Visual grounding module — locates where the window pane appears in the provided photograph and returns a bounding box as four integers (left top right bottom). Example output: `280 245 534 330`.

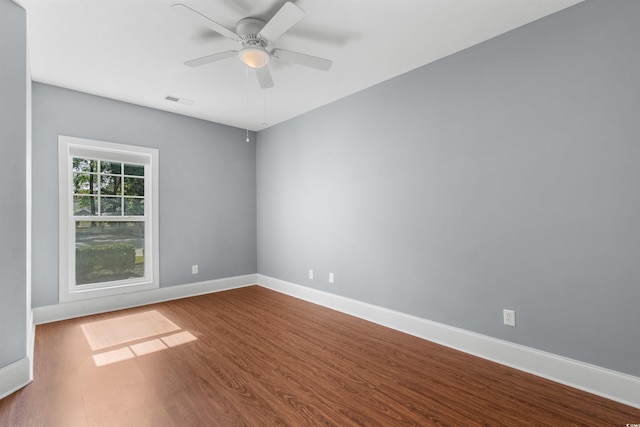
100 175 122 196
124 198 144 216
73 173 98 195
73 195 98 216
73 158 97 173
100 161 122 175
75 221 145 285
124 164 144 176
124 177 144 197
100 197 122 215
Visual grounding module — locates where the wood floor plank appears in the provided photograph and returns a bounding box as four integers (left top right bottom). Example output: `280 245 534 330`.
1 285 639 426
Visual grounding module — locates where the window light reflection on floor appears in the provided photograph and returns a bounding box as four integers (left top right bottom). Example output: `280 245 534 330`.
81 310 197 367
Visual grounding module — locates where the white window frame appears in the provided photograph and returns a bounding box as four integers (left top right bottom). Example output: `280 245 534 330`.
58 135 159 302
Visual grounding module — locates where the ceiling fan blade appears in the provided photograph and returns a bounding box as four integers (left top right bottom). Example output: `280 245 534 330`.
258 2 304 43
171 3 241 42
185 50 238 67
255 66 274 89
272 49 332 71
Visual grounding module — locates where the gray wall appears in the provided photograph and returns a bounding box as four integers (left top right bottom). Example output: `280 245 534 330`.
257 0 640 376
32 83 257 307
0 0 28 368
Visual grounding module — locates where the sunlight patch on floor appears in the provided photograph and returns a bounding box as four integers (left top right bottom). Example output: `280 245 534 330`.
81 310 197 367
161 330 197 347
81 310 180 351
130 338 168 357
93 347 135 367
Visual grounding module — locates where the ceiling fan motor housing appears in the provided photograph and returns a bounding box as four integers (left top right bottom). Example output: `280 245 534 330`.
236 18 270 68
236 18 266 39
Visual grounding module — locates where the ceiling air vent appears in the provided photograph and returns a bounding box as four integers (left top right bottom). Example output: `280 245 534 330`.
164 95 194 105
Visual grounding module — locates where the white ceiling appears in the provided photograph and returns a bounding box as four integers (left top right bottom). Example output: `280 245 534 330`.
18 0 582 131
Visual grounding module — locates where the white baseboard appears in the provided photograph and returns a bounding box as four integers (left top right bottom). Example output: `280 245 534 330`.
33 274 257 325
257 274 640 409
0 311 35 399
0 357 31 400
27 309 34 381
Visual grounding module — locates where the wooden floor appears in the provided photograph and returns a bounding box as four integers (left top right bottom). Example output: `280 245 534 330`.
1 286 639 426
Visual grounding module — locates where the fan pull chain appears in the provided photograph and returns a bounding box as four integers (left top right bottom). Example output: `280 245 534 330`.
245 66 250 142
262 89 268 126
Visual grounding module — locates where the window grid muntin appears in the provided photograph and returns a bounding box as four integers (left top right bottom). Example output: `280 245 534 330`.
72 156 145 217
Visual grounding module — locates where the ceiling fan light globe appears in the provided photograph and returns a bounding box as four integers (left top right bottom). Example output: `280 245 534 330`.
240 48 270 69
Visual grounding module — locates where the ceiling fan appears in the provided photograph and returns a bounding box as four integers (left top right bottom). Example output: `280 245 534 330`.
172 2 333 89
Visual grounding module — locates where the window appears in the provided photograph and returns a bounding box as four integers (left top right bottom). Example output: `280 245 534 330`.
59 135 159 302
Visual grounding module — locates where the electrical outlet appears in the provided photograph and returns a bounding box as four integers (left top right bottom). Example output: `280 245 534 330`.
503 309 516 327
192 265 198 274
309 269 314 279
329 272 334 284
